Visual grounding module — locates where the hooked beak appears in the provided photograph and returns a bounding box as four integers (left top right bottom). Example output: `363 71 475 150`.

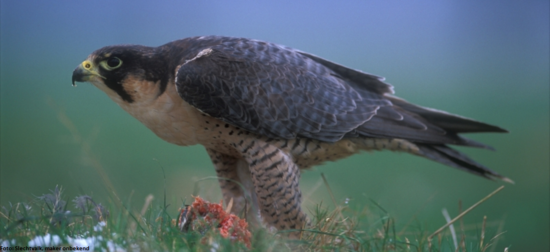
72 65 87 86
72 60 104 86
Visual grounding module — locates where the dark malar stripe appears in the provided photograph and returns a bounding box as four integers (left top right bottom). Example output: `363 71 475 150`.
103 78 134 103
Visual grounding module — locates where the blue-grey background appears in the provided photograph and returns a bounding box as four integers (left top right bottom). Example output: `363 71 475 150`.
1 1 548 250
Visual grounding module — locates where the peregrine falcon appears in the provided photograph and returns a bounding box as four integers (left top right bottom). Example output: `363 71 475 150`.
72 36 510 234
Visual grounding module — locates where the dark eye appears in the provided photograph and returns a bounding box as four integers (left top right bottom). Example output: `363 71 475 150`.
107 57 121 68
100 57 123 70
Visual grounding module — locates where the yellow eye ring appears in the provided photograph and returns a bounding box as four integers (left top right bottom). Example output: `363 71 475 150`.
82 60 93 70
100 57 123 70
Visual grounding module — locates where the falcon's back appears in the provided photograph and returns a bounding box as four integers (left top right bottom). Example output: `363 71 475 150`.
73 36 510 235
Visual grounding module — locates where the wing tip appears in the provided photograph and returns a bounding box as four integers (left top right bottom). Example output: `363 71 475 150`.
417 144 511 183
498 176 515 184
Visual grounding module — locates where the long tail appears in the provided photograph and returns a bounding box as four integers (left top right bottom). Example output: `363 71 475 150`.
382 96 512 183
415 144 513 183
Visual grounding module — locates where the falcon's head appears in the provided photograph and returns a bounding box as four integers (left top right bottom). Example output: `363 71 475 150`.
72 45 171 104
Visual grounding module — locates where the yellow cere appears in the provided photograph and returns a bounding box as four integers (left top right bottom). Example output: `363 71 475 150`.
79 60 106 80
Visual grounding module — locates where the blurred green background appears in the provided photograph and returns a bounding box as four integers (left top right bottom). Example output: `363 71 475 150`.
1 0 548 250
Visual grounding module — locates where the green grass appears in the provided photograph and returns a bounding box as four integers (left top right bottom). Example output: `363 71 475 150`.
0 103 510 251
0 184 508 252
